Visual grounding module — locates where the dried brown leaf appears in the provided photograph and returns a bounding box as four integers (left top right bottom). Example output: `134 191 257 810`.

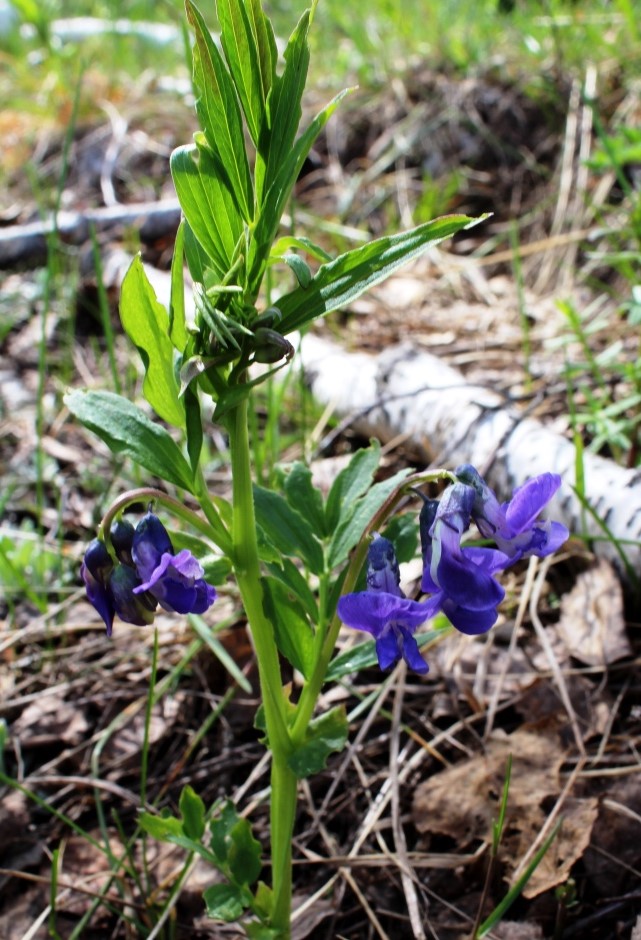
412 730 598 898
11 695 89 747
556 559 631 665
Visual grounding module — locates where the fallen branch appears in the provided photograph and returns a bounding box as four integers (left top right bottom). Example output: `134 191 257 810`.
0 199 182 269
298 333 641 579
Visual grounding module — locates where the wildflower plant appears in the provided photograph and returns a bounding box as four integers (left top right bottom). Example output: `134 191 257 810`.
64 0 569 935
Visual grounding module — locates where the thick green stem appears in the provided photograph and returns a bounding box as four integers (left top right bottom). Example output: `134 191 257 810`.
227 391 296 937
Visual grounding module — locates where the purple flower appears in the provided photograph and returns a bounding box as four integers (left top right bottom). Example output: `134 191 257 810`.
420 486 509 636
81 539 116 636
81 537 157 636
132 512 217 615
455 465 569 563
337 534 439 674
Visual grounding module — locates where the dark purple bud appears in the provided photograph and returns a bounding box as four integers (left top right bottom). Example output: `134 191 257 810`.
83 538 113 584
366 534 402 596
110 518 135 565
108 565 156 626
252 327 294 364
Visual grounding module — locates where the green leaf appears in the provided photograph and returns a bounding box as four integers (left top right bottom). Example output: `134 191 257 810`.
253 485 324 574
249 87 351 293
64 390 195 493
119 255 185 429
253 881 274 921
329 467 412 569
271 235 333 264
382 513 419 565
169 220 189 352
210 801 240 865
179 785 206 841
325 441 381 533
184 384 203 476
287 705 348 778
228 818 263 886
283 253 312 288
171 144 242 278
138 811 183 840
217 0 267 145
261 576 315 679
203 883 247 922
245 0 278 100
276 214 487 334
265 558 318 624
477 818 562 938
257 9 310 198
186 0 253 222
283 462 326 537
245 922 279 940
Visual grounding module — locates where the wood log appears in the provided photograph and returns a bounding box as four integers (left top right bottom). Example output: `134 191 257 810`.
298 333 641 579
0 199 182 269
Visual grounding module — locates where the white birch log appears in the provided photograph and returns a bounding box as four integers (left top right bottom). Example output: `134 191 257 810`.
297 333 641 579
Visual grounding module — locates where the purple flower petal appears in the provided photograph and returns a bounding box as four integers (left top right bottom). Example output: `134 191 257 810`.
376 630 401 670
435 551 505 610
398 627 430 674
81 561 115 637
132 512 174 582
131 514 217 616
443 599 498 635
504 474 561 531
337 591 439 637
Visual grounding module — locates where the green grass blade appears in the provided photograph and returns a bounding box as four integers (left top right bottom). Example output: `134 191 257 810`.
476 818 562 938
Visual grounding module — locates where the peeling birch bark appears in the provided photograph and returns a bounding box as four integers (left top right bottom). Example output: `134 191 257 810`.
298 333 641 579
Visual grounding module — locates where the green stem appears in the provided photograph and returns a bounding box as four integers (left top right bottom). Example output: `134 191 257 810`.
226 391 295 937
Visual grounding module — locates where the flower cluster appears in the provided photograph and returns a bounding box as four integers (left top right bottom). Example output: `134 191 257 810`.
82 511 217 636
338 467 569 674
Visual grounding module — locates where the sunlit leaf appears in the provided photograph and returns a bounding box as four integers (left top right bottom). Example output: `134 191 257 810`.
277 214 487 334
119 255 185 428
64 390 195 493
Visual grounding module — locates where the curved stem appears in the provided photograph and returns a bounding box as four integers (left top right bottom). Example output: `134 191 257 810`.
98 487 230 553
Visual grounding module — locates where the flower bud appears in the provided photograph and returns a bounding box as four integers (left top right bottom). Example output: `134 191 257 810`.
108 565 157 626
110 518 135 565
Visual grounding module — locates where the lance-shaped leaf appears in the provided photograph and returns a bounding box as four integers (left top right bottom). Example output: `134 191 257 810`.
171 144 242 278
186 0 253 222
255 8 310 202
253 485 324 574
119 255 185 429
328 466 412 570
248 87 352 292
64 389 195 493
261 576 315 679
169 220 189 353
217 0 276 146
276 214 488 335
